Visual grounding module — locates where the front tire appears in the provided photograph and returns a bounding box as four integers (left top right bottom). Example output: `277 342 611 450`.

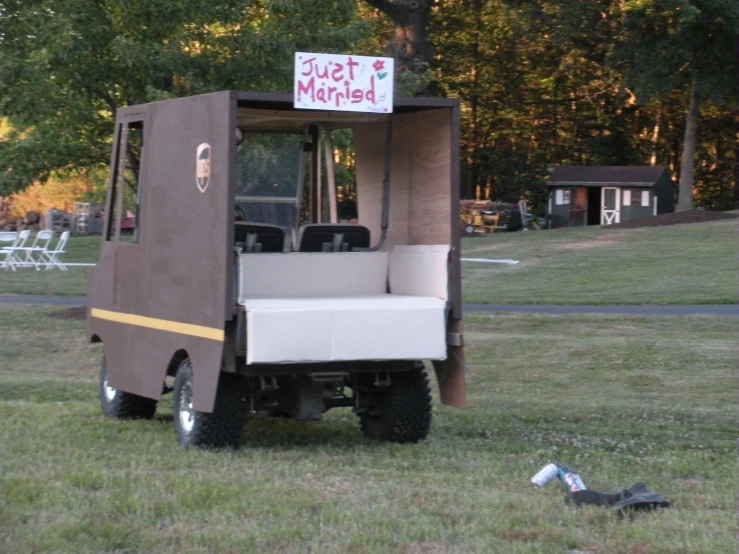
100 355 157 419
173 358 247 449
359 365 432 443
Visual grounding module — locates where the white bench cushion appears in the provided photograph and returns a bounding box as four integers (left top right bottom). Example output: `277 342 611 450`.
238 252 388 302
388 244 450 300
244 294 446 364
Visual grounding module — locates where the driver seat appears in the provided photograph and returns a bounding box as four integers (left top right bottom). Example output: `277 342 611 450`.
234 223 285 253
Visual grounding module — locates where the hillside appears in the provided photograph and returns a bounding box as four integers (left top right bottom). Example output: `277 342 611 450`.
461 217 739 305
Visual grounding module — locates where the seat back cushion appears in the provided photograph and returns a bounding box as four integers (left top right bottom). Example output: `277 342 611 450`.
239 251 388 302
388 244 450 301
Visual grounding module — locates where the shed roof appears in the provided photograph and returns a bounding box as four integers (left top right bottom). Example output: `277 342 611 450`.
547 166 668 187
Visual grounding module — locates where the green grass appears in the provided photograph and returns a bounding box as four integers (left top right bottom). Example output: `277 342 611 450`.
1 219 737 304
1 306 737 553
0 235 99 296
462 218 739 304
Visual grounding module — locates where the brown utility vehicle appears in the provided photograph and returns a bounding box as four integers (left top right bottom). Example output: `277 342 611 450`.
88 91 466 448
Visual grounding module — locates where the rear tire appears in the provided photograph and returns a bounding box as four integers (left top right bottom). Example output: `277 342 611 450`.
173 358 247 449
100 355 157 420
359 365 432 443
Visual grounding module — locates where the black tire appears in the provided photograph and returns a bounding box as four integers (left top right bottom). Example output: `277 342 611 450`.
464 224 475 235
100 355 157 419
359 365 432 443
173 358 247 449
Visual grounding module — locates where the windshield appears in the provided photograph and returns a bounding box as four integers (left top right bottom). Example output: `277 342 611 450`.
235 131 304 228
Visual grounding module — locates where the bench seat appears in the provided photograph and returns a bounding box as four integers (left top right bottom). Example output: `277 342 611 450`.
244 294 446 364
238 246 450 365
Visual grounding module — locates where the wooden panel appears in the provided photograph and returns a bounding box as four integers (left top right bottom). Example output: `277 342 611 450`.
355 121 410 246
401 110 452 246
354 110 452 248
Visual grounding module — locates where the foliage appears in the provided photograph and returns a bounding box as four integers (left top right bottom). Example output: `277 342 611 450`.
8 172 98 218
427 0 737 210
609 0 739 210
0 0 368 195
0 0 736 211
613 0 739 103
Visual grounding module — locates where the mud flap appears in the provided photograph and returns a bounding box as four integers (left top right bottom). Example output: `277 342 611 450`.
432 344 467 409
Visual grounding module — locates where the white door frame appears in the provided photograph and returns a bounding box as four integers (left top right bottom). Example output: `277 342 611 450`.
601 187 621 225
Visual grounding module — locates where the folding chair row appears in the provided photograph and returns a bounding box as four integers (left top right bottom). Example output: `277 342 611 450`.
0 230 70 271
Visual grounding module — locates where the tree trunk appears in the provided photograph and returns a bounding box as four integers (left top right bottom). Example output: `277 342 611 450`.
363 0 433 96
466 1 481 199
649 109 660 166
734 110 739 205
676 78 700 212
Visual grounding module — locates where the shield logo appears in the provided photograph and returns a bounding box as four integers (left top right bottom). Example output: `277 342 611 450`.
196 143 211 193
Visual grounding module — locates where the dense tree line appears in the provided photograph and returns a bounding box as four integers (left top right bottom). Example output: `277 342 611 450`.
1 0 736 212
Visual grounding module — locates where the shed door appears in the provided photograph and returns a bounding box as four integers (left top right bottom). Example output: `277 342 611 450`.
569 187 587 227
601 187 620 225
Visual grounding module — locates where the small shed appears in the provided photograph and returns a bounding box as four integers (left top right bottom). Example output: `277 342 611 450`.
546 166 674 227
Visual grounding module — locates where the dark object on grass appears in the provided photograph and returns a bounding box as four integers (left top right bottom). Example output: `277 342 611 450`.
565 482 670 514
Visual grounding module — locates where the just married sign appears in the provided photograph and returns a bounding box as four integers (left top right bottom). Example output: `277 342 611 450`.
294 52 394 113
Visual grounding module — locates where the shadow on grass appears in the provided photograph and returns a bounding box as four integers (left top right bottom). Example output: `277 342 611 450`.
150 410 375 449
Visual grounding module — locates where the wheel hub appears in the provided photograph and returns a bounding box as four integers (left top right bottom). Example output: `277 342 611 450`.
103 376 117 402
178 382 195 435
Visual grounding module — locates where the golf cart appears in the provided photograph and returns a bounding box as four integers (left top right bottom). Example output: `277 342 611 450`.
88 91 466 448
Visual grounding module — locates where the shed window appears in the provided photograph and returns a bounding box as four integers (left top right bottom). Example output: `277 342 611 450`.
555 189 570 205
624 190 650 207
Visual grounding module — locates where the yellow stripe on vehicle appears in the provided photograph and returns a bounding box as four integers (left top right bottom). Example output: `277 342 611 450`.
90 308 224 341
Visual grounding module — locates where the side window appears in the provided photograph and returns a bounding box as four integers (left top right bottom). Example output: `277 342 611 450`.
555 189 570 205
107 119 145 243
626 189 649 207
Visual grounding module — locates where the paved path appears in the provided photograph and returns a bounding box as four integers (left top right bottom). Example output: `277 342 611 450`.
1 295 737 317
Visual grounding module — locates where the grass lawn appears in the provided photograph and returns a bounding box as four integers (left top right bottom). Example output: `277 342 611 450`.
1 306 737 553
1 218 737 304
0 235 99 296
462 218 739 305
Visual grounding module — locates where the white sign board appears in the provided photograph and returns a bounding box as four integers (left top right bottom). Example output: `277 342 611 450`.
294 52 394 113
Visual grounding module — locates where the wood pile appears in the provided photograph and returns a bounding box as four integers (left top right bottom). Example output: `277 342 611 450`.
0 199 47 231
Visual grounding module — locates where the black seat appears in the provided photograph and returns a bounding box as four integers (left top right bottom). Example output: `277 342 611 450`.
298 224 371 252
234 223 285 252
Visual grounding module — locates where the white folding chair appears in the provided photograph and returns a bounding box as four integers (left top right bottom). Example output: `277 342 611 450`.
41 231 70 271
1 230 30 271
21 230 55 269
0 231 19 271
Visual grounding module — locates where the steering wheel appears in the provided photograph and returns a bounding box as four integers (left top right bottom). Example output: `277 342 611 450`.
234 204 246 222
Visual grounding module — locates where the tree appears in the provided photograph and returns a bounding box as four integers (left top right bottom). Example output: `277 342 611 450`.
612 0 739 211
0 0 367 195
362 0 434 95
432 0 637 205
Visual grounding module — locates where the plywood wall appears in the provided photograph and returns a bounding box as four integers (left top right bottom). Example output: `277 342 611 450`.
355 109 453 248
